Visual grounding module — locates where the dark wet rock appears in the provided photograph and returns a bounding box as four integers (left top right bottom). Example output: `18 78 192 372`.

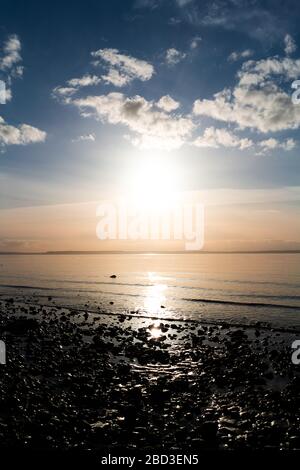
122 406 137 429
150 386 171 405
0 299 299 453
264 371 274 380
4 318 39 334
289 436 300 449
199 421 218 440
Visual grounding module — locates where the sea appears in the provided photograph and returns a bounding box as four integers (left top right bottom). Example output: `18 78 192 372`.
0 253 299 330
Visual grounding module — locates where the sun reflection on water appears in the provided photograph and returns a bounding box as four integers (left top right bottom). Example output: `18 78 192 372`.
149 326 162 339
143 272 167 314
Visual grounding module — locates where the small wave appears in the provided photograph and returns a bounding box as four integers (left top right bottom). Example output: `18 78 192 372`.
1 283 300 310
185 297 300 310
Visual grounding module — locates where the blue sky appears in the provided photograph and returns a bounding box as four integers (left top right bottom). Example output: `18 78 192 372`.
0 0 300 251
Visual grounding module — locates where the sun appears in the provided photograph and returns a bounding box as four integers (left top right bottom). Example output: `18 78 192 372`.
125 156 181 212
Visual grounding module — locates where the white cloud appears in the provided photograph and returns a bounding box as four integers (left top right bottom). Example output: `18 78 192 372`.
70 92 194 150
193 127 296 153
284 34 297 56
190 36 201 50
228 49 253 62
0 37 46 150
53 76 101 99
135 0 193 9
193 56 300 133
168 17 182 26
156 95 180 112
240 57 300 80
0 117 46 147
91 48 154 86
193 126 253 150
165 48 186 65
176 0 193 6
282 138 296 150
259 137 296 153
72 133 96 143
67 75 101 87
0 34 23 101
101 68 130 87
259 138 280 150
2 87 12 103
0 34 21 71
200 2 284 45
52 86 77 99
12 65 24 78
134 0 159 9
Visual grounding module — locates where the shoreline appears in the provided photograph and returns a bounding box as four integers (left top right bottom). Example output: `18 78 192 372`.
2 297 300 334
1 250 300 255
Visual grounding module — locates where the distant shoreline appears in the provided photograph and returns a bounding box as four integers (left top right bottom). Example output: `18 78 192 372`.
0 250 300 255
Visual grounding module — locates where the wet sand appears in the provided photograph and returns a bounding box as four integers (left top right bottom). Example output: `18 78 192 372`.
0 298 299 458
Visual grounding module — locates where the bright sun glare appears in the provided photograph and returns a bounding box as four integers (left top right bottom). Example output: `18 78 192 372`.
126 157 180 211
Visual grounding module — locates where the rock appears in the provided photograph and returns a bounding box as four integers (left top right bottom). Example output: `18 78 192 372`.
199 421 218 440
5 318 39 334
290 436 300 449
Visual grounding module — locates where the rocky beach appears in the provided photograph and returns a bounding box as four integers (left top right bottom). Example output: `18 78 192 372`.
0 297 299 460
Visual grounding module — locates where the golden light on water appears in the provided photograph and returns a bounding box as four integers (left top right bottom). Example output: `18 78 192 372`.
149 320 162 339
143 273 167 314
149 326 162 339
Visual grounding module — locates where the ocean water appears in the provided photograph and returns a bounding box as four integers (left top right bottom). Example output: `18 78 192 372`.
0 253 299 329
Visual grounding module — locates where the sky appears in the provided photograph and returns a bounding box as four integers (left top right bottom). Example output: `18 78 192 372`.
0 0 300 251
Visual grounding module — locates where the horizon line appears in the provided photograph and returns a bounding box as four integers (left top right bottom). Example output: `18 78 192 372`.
0 250 300 255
